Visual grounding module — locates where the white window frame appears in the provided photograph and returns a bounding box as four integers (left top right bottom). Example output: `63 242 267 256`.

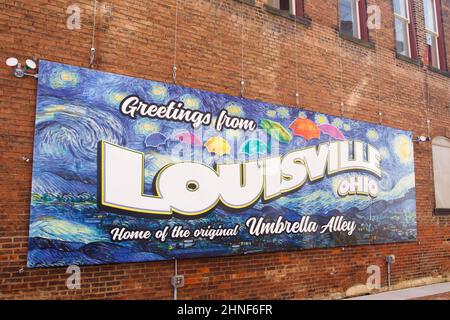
291 0 296 15
268 0 298 15
340 0 362 39
394 0 412 57
424 0 440 69
355 0 361 39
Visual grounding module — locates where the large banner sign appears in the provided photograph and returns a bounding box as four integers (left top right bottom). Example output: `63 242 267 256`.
28 61 417 267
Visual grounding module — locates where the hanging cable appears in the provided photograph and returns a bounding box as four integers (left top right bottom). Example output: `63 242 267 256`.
172 0 180 84
89 0 97 68
374 28 382 125
337 12 344 116
294 8 300 106
419 48 432 141
419 49 431 131
239 0 245 97
423 67 433 178
424 70 431 137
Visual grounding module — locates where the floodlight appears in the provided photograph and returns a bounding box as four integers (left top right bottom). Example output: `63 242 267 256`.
25 59 37 70
6 57 18 67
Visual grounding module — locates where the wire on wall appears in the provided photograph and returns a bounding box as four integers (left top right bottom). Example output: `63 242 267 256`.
374 28 382 125
239 0 245 97
424 69 433 178
423 70 431 138
419 43 431 136
294 8 300 106
90 0 98 68
337 11 345 117
418 40 431 137
172 0 180 84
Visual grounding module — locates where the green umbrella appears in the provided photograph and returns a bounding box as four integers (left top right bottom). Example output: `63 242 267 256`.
259 119 292 143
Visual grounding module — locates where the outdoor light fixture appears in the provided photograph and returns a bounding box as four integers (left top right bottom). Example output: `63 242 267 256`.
6 57 18 67
25 58 37 70
5 57 38 79
413 135 431 143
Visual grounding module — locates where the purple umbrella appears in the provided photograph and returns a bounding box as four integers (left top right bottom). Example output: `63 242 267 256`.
145 133 168 148
318 124 345 141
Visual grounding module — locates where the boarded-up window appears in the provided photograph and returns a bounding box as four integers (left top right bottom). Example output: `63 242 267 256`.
432 136 450 212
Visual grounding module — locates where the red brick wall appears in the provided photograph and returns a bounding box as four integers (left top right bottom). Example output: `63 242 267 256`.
0 0 449 299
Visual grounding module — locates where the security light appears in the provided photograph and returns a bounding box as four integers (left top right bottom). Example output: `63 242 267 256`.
25 59 37 70
5 57 38 79
6 57 18 67
414 135 431 143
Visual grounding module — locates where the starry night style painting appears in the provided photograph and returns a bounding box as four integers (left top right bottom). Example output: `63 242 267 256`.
27 60 417 268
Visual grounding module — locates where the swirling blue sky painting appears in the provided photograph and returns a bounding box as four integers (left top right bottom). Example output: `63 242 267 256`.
28 60 417 268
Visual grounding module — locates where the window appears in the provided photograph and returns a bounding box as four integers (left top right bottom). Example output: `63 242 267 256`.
394 0 418 59
432 137 450 214
340 0 368 41
423 0 447 70
267 0 304 16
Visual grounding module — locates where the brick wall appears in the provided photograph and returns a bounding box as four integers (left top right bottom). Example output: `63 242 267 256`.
0 0 449 299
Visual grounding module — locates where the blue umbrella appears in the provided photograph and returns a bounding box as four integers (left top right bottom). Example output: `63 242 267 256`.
144 133 168 148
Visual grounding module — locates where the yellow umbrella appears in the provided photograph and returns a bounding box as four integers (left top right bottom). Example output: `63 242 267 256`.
204 136 231 156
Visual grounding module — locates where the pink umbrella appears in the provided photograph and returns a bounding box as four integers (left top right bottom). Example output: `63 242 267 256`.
173 131 203 147
318 124 345 141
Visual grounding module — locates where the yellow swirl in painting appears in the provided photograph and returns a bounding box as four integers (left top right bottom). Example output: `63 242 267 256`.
225 103 244 116
277 107 290 119
332 118 343 128
315 114 329 125
366 129 379 142
106 91 127 106
135 119 160 134
50 69 79 88
149 84 168 102
180 94 201 110
266 110 277 118
394 135 413 164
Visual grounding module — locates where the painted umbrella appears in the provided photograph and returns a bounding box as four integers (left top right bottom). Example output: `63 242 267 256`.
204 136 231 156
259 119 292 143
239 139 269 155
318 124 345 141
172 131 203 147
144 132 168 148
289 117 320 140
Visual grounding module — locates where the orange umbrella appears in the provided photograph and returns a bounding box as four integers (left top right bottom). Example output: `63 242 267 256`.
289 117 320 140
